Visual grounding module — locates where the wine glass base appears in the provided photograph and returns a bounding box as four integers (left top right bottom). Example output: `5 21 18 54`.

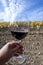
16 55 25 64
13 54 26 64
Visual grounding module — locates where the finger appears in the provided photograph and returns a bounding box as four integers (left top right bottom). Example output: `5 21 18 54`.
19 51 23 54
14 53 20 56
10 40 21 44
12 44 23 50
12 48 24 56
20 49 24 51
8 40 21 49
14 50 23 56
12 46 19 52
11 43 23 49
12 47 23 56
17 50 23 54
12 45 24 52
18 45 23 49
8 40 21 47
14 51 23 56
14 48 24 54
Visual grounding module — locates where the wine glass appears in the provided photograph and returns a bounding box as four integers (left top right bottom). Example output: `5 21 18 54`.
10 22 28 64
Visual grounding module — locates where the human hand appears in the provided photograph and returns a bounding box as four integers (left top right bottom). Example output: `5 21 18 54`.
0 40 23 65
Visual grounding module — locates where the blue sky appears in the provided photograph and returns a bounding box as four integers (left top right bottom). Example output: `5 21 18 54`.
0 0 43 22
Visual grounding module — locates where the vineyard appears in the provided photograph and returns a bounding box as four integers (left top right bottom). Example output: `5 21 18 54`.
0 21 43 65
0 21 28 28
0 21 43 29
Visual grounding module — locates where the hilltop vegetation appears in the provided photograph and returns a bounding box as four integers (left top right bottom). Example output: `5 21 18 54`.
0 21 43 29
0 21 28 28
29 21 43 28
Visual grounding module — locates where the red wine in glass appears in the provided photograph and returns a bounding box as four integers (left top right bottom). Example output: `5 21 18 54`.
11 30 28 40
11 29 28 64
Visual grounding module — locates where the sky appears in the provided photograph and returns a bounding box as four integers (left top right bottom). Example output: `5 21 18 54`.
0 0 43 22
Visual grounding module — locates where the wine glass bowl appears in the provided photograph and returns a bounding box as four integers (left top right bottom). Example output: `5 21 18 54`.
11 29 28 40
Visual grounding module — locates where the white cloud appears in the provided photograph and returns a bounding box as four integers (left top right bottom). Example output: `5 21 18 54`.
9 0 26 23
4 7 10 21
0 0 26 23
